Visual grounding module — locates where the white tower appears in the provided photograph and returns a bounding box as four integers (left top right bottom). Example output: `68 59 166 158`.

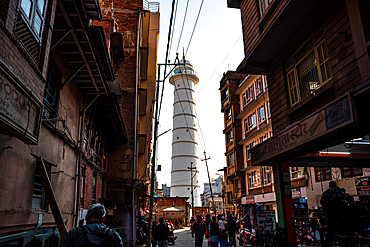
169 58 200 206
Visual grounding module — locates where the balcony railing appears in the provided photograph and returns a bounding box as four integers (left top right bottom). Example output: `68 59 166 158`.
143 1 160 12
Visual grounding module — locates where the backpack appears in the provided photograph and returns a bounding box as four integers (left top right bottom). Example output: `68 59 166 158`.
81 225 113 247
194 221 205 234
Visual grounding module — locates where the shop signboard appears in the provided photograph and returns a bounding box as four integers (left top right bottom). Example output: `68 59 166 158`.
251 93 355 166
256 210 276 232
0 61 42 144
241 195 254 204
356 177 370 196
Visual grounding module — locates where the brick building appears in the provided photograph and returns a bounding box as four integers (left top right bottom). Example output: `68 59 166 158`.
219 71 248 212
92 0 160 246
0 0 127 246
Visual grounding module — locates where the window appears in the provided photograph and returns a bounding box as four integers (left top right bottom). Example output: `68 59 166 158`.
341 167 362 178
222 88 229 101
255 77 264 96
32 163 51 210
259 0 273 16
245 113 257 133
246 146 251 161
225 108 232 121
258 105 266 123
263 167 272 185
315 167 332 182
227 129 233 143
19 0 46 36
228 153 235 167
263 75 268 89
267 102 271 118
285 32 332 106
242 92 248 109
246 86 255 103
236 179 241 193
248 170 261 189
43 60 61 120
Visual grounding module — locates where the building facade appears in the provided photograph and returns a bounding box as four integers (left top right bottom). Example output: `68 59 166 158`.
228 0 370 244
0 0 127 245
219 71 248 212
93 1 160 245
0 0 159 246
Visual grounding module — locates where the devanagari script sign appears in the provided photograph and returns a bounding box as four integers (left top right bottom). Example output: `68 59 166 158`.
251 94 355 165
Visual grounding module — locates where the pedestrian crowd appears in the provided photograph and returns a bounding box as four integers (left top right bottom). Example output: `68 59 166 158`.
191 213 239 247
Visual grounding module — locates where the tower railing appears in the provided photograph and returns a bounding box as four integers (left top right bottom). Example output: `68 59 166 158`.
143 1 160 12
170 69 197 77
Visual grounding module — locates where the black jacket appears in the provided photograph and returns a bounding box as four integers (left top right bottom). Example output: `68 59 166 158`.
155 223 169 241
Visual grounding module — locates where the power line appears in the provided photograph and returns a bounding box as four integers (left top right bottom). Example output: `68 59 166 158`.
185 0 205 56
176 0 190 54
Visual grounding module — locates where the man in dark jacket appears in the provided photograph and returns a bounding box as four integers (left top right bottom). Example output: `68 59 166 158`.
192 215 207 247
61 203 123 247
226 214 238 247
320 181 353 246
155 218 170 247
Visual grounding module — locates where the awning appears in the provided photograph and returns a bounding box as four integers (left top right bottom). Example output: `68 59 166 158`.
161 206 184 212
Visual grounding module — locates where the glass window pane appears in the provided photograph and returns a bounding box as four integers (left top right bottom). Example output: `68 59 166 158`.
318 46 324 64
297 51 319 98
34 12 42 35
21 0 32 18
320 64 327 82
37 0 45 14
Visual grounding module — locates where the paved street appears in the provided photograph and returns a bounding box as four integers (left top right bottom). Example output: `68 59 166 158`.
170 227 208 247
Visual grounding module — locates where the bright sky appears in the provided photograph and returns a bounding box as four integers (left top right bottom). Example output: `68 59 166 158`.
154 0 244 194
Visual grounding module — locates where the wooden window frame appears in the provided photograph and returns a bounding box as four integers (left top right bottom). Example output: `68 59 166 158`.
43 60 61 121
259 0 273 16
255 77 264 96
258 104 266 123
263 167 272 185
18 0 47 39
285 33 332 107
32 163 51 211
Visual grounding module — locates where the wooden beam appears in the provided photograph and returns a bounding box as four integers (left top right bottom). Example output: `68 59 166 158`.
61 63 86 89
37 158 68 240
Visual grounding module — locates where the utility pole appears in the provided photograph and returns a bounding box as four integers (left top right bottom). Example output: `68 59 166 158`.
202 151 216 215
188 162 196 217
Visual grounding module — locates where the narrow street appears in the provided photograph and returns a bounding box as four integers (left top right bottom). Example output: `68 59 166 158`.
171 227 208 247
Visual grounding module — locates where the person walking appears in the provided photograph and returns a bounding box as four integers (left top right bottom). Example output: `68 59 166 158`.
226 215 238 247
205 214 211 247
209 216 219 247
155 218 170 247
192 215 207 247
320 181 353 246
61 203 123 247
190 216 195 230
218 216 227 247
